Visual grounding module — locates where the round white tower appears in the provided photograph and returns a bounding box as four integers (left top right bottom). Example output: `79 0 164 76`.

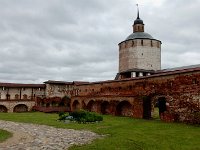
117 8 162 79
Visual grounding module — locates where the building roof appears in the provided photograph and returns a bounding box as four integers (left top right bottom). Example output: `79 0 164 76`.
73 81 90 85
0 83 45 88
156 64 200 73
44 80 90 85
126 32 153 40
120 68 155 74
44 80 73 85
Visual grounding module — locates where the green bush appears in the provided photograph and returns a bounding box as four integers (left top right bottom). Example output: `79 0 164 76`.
69 110 103 123
58 110 103 123
58 112 69 121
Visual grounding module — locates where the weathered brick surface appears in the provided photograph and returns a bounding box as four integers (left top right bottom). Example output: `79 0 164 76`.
71 70 200 124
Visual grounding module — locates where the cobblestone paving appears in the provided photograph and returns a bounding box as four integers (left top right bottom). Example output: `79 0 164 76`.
0 120 100 150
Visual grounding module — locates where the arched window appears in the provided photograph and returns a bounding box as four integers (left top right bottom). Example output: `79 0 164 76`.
23 94 27 100
6 94 10 100
15 94 19 99
132 41 134 46
151 40 153 47
141 40 143 46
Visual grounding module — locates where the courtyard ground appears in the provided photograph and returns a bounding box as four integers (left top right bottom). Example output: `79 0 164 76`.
0 112 200 150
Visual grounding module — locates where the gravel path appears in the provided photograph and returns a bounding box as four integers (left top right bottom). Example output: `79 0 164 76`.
0 120 100 150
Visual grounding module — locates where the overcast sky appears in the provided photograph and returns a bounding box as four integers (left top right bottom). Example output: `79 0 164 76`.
0 0 200 83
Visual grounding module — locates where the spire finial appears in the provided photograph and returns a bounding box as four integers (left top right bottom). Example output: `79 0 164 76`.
136 4 140 19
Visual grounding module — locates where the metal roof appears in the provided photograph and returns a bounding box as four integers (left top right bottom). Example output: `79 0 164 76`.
126 32 153 40
44 80 73 85
157 64 200 73
0 83 45 88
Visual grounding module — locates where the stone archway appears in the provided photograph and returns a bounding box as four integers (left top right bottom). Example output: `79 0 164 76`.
157 97 167 116
152 96 167 120
87 100 97 112
72 100 80 111
0 105 8 113
116 101 132 117
101 101 110 114
13 104 28 112
143 96 152 119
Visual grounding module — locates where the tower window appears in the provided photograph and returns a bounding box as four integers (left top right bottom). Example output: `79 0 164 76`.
141 40 143 46
132 41 134 46
151 40 153 47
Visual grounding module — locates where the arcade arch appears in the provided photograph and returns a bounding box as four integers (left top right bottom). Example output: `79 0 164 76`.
0 105 8 112
72 100 80 111
101 101 110 114
116 101 132 117
87 100 97 112
13 104 28 112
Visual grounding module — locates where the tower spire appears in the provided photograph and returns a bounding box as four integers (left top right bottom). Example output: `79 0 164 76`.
136 4 140 19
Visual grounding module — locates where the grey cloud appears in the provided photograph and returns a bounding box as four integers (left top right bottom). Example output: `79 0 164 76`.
0 0 199 83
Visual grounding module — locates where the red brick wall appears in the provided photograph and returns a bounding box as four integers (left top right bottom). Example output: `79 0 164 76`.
71 71 200 124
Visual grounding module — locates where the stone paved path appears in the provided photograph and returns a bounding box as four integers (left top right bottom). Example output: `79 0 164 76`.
0 120 100 150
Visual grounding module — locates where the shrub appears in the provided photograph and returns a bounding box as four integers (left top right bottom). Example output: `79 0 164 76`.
58 112 69 121
58 110 103 123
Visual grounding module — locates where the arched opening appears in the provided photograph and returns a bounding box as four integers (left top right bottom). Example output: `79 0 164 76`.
6 94 10 100
0 105 8 112
143 96 152 119
46 103 50 107
158 97 167 117
52 101 57 107
23 94 27 100
153 97 167 120
13 104 28 112
101 101 110 114
62 96 71 108
72 100 80 111
87 100 96 112
59 100 65 107
116 101 132 117
15 94 19 99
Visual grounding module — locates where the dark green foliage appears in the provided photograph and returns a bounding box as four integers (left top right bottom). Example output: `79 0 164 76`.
58 110 103 123
58 112 68 121
69 110 103 123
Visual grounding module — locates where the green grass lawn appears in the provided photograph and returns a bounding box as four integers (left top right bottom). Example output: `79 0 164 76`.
0 112 200 150
0 129 12 143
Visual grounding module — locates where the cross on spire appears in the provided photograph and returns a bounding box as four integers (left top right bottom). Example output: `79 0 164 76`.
136 4 140 19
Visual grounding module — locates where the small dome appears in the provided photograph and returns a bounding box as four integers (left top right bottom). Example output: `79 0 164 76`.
126 32 153 40
134 18 143 25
